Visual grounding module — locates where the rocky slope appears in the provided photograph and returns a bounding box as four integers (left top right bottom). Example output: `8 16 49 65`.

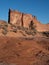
0 36 49 65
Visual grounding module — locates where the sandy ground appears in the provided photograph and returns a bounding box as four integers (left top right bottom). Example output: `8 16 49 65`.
0 36 49 65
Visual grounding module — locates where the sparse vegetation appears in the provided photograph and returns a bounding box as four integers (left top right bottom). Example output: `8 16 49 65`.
4 24 8 27
12 28 17 33
25 29 36 36
42 32 49 37
17 26 21 30
1 25 8 35
2 30 8 35
19 31 26 36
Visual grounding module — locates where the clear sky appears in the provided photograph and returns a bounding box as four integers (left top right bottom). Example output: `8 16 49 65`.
0 0 49 24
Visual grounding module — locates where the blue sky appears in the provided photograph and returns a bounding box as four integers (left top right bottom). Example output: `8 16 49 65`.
0 0 49 24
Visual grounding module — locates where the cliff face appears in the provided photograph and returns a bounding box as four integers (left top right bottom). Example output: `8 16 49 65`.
8 9 36 28
32 18 49 32
23 14 33 28
8 9 22 26
8 9 49 32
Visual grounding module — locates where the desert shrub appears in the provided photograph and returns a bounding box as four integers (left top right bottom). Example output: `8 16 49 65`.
17 26 21 30
17 26 23 30
12 28 17 33
29 21 37 33
17 26 28 31
25 30 36 36
0 24 8 29
21 27 28 31
2 26 7 30
25 30 31 35
2 29 8 35
0 25 2 29
10 28 17 33
2 25 8 35
42 32 49 37
29 21 36 29
4 24 8 27
19 31 26 36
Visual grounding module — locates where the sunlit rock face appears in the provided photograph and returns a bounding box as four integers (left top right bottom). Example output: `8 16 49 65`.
8 9 33 28
8 9 49 32
8 9 22 26
23 14 33 28
32 16 49 32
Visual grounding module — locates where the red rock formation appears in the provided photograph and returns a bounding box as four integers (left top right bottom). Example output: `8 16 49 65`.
8 9 22 26
8 9 49 32
23 14 33 28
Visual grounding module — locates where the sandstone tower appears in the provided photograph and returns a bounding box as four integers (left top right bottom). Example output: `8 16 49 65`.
8 9 23 26
8 9 36 28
